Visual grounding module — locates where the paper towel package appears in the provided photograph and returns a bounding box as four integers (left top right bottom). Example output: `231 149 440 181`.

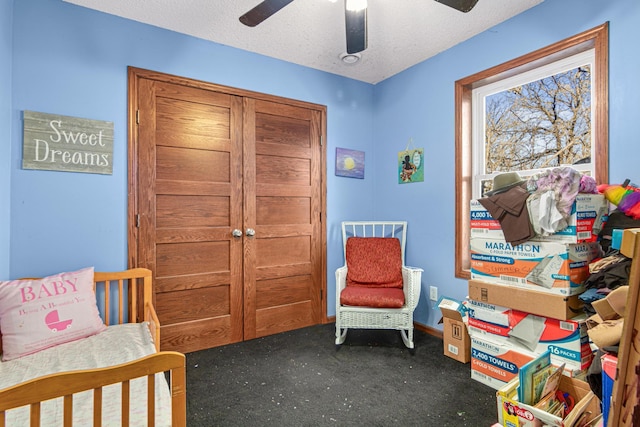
466 307 593 370
470 334 536 390
466 299 511 327
470 194 608 243
470 239 601 295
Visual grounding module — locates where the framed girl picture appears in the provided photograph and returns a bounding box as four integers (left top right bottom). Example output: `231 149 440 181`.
335 148 365 179
398 145 424 184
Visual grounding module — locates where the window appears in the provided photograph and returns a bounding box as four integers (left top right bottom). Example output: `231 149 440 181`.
454 24 609 279
473 50 595 198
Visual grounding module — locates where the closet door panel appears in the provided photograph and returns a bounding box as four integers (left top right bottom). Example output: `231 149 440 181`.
256 196 310 225
156 286 230 324
161 317 233 353
156 195 229 228
256 276 314 308
243 98 322 339
135 77 244 353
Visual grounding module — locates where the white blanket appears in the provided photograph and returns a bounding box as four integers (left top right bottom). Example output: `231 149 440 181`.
0 323 172 426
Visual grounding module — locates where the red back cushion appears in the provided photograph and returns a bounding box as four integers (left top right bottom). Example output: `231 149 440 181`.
346 237 403 288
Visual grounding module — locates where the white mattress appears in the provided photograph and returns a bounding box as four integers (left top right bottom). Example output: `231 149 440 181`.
0 323 172 426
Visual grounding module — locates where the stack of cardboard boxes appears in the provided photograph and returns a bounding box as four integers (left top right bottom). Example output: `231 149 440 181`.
466 194 609 390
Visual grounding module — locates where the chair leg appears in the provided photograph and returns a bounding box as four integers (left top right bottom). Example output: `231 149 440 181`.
336 327 348 345
400 329 414 349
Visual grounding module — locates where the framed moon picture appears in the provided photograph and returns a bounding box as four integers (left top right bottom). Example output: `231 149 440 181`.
335 147 365 179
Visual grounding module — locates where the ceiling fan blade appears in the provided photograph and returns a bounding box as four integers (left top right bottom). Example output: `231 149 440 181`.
239 0 296 27
345 4 367 54
434 0 479 13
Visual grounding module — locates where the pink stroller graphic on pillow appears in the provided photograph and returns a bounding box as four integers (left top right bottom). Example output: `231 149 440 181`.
45 310 73 332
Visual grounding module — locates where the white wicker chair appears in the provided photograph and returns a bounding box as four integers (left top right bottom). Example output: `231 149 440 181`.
335 221 423 349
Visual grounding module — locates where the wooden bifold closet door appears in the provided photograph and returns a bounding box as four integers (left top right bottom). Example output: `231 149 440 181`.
128 68 326 353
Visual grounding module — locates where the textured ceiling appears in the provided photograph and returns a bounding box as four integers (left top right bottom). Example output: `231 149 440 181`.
63 0 544 84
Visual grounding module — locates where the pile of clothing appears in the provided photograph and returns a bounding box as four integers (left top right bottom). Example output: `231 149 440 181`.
580 208 640 323
478 167 598 246
583 282 629 402
583 280 628 349
580 205 640 402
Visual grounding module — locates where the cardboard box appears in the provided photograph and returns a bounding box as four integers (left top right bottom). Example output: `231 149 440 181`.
466 309 593 370
620 227 640 258
591 285 627 321
438 297 470 363
601 353 617 426
470 194 608 243
468 279 583 320
470 238 601 295
496 375 601 427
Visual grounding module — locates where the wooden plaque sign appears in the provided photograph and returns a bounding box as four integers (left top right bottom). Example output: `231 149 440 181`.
22 110 114 175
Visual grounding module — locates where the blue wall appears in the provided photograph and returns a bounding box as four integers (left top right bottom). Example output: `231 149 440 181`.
373 0 640 327
5 0 640 331
0 0 12 280
8 0 374 290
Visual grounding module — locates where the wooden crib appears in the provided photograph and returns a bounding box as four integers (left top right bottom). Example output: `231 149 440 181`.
0 268 186 427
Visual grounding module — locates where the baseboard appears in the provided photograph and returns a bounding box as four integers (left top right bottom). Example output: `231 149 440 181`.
324 316 443 340
414 322 443 339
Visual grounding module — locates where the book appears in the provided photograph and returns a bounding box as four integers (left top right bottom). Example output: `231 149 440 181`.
535 362 565 404
517 350 551 405
548 397 566 417
531 364 555 403
533 390 558 412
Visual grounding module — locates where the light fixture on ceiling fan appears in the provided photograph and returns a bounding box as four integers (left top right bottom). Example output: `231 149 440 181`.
239 0 479 55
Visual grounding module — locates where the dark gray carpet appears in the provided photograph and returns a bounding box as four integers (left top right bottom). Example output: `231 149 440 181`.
186 323 498 426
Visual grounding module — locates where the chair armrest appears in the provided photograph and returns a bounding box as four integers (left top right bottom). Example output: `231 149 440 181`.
335 265 348 307
402 266 423 310
336 265 348 290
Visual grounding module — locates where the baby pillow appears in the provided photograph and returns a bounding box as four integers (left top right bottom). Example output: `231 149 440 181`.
0 266 106 361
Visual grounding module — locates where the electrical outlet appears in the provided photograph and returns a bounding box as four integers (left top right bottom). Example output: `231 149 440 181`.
429 286 438 301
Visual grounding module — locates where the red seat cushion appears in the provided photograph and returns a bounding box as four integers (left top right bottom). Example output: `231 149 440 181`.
340 286 405 308
346 237 403 288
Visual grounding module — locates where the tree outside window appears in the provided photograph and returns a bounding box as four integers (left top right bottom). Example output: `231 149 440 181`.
477 56 594 197
487 65 591 168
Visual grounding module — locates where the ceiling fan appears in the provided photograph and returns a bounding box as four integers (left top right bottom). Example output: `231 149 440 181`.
239 0 480 55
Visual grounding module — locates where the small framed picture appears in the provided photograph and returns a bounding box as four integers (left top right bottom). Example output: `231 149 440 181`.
336 147 365 179
398 148 424 184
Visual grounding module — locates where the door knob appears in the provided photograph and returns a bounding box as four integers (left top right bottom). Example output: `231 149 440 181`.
246 228 256 237
232 229 243 238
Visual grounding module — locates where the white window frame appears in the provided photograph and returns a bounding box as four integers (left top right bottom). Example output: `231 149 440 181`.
471 49 596 199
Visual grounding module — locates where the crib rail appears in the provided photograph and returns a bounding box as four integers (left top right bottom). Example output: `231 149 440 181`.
0 351 186 427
